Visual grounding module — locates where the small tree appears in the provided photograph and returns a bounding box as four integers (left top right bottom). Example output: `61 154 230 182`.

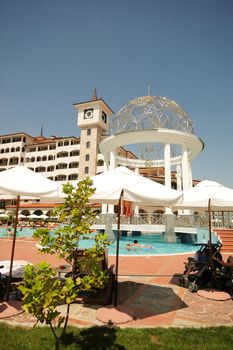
19 178 111 350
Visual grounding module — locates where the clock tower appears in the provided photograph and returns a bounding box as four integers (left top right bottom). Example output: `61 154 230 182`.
73 92 113 178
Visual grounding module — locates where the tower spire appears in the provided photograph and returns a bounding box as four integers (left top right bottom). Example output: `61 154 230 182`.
91 87 97 100
147 84 152 96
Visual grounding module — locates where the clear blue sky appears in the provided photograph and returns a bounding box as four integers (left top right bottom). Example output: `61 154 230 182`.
1 0 233 186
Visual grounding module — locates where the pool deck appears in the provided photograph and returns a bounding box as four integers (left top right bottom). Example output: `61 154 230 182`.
0 238 233 328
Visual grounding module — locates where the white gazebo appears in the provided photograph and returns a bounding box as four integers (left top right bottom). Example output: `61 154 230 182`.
98 95 204 240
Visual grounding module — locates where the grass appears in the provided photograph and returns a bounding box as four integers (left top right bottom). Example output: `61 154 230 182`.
0 324 233 350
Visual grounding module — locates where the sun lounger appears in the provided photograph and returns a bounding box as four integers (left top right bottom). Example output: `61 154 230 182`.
65 249 115 305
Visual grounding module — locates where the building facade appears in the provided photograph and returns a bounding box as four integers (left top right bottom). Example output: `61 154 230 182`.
0 94 203 218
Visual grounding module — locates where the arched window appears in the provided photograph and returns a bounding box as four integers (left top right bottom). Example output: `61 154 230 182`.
48 155 54 160
42 155 47 161
31 157 35 162
86 141 90 148
85 167 89 174
35 166 46 173
47 166 54 172
68 174 78 180
0 158 8 165
97 159 104 166
87 128 91 136
56 163 67 170
11 147 15 152
58 141 63 147
9 157 19 165
16 147 20 152
5 148 9 153
85 154 90 161
55 174 67 181
70 150 79 157
69 162 79 168
57 151 68 158
37 156 41 162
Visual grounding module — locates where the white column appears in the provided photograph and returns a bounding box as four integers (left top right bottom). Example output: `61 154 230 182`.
181 146 189 191
134 167 139 216
181 146 191 215
164 143 172 214
109 151 116 170
176 165 182 192
108 151 116 214
188 160 193 189
101 155 109 215
164 143 171 188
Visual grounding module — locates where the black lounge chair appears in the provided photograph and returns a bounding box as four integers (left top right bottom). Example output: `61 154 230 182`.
65 249 115 305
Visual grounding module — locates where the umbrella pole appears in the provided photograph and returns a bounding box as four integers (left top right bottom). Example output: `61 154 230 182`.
6 195 20 301
208 198 212 248
114 190 123 307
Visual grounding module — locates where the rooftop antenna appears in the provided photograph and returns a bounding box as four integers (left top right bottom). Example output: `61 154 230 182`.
40 126 44 137
91 86 97 100
147 84 152 96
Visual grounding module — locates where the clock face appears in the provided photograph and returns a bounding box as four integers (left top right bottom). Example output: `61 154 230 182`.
84 109 93 119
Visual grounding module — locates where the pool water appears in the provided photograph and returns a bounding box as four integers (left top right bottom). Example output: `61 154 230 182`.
0 228 196 256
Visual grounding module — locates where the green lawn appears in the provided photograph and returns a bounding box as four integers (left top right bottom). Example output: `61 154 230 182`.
0 324 233 350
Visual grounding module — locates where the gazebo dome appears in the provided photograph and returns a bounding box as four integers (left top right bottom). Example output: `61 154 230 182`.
110 95 194 135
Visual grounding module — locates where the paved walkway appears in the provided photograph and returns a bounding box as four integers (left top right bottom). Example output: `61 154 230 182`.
0 238 233 328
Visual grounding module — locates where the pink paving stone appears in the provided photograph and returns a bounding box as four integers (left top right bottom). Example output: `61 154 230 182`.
0 301 23 318
197 289 232 301
96 305 135 324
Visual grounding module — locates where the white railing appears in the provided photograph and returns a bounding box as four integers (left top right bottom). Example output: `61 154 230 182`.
93 212 233 229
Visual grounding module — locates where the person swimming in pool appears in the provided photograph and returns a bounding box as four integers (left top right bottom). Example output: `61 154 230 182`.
126 240 153 250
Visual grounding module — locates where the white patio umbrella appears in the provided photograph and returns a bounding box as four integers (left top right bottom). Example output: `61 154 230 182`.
18 214 27 219
90 166 181 206
0 166 59 299
173 180 233 245
89 166 182 306
0 213 8 218
27 214 41 220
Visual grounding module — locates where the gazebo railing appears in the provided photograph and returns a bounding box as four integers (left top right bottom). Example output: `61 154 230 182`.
93 212 233 229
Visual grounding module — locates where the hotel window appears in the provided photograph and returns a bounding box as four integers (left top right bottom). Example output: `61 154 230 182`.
85 154 90 161
97 159 104 166
86 141 90 148
70 150 79 156
69 162 79 168
56 174 67 181
87 128 91 136
68 174 78 180
85 167 89 174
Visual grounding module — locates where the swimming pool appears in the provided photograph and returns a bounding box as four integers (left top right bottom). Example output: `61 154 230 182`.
0 227 196 255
